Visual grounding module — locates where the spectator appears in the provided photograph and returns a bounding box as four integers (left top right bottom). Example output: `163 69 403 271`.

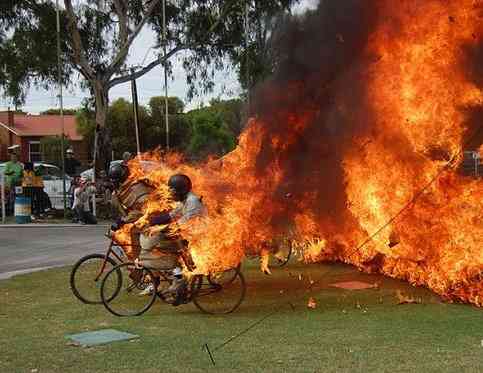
64 148 81 177
72 177 97 224
4 149 23 188
33 165 52 215
22 162 39 219
68 175 81 211
4 148 23 215
122 151 133 165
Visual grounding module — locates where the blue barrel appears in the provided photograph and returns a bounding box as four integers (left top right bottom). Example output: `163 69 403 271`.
15 195 32 224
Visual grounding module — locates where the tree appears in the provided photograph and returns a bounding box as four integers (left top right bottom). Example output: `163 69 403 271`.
40 136 71 167
186 106 236 159
148 96 190 150
41 108 78 115
208 98 244 137
77 97 190 157
1 1 299 172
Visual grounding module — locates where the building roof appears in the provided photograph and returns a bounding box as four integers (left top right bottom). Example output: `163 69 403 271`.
0 114 82 141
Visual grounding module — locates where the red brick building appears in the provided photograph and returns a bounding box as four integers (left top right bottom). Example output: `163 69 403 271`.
0 110 89 164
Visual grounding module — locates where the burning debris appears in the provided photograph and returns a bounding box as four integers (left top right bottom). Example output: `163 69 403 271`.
120 0 482 306
307 297 317 309
396 290 422 305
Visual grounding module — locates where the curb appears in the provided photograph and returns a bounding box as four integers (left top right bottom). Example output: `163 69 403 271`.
0 265 66 280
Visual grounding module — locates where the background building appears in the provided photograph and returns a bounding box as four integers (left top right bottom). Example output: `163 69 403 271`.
0 110 88 165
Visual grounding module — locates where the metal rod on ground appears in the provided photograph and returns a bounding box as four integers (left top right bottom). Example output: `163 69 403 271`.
131 68 141 156
162 0 169 150
1 173 5 224
56 0 67 218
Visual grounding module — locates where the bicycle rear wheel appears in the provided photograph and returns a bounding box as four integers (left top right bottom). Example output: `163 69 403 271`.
207 264 241 286
70 253 121 304
101 262 157 317
192 269 246 314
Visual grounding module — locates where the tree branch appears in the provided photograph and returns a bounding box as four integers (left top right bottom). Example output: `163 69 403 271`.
106 0 161 78
112 0 129 45
63 0 95 81
108 44 187 88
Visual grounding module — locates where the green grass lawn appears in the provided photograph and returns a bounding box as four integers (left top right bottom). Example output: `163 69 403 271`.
1 259 483 373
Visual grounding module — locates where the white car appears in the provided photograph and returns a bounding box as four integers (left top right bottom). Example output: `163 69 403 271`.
0 162 72 209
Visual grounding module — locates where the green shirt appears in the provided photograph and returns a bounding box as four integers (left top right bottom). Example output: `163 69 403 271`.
4 161 23 187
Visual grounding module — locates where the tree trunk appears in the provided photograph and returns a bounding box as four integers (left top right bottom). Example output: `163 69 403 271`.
94 82 112 176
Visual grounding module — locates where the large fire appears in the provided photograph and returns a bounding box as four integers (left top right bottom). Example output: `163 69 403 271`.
115 0 482 306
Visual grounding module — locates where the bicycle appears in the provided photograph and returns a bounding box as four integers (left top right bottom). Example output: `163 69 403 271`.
100 258 246 317
70 231 246 315
69 232 127 304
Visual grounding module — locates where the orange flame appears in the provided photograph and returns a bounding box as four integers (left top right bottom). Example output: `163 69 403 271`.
116 0 482 306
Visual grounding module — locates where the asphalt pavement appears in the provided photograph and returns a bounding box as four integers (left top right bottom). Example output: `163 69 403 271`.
0 225 110 279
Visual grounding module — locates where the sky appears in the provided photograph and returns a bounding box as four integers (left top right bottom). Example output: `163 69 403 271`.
0 0 318 114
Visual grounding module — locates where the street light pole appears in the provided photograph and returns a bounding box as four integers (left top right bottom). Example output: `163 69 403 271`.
162 0 169 150
245 1 250 110
131 68 141 156
56 0 67 218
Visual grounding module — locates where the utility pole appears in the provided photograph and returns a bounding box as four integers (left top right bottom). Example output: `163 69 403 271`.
56 0 67 218
162 0 169 150
131 68 141 156
245 1 250 110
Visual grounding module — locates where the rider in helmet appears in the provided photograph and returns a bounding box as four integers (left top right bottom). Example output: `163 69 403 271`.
109 162 154 258
108 162 128 188
149 174 205 226
139 173 206 303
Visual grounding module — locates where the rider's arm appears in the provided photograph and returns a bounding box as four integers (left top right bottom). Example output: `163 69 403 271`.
149 211 172 225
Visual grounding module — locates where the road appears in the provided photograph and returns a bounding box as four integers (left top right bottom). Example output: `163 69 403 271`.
0 225 109 279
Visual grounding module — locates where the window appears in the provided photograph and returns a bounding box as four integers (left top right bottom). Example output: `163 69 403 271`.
29 141 42 162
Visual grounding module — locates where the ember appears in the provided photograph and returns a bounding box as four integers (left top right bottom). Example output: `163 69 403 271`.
121 0 482 305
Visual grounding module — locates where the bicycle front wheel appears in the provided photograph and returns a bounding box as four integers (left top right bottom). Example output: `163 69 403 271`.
70 253 121 304
101 262 157 317
269 239 293 268
192 269 246 314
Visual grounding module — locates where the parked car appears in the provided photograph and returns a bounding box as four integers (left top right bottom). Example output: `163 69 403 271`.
0 162 72 209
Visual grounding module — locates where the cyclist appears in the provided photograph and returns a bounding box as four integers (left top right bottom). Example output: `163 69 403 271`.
139 174 206 304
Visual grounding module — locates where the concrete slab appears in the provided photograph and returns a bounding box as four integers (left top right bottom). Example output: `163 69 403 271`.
65 329 139 347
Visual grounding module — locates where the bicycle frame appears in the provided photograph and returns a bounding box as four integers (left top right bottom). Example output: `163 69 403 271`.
93 234 132 282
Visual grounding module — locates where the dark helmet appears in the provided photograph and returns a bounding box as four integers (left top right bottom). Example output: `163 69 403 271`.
168 174 192 201
108 163 128 185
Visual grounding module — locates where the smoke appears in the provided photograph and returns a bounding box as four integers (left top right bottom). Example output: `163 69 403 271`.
246 0 380 238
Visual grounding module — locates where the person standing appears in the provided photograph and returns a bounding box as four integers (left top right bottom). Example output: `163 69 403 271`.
4 149 23 188
72 177 97 224
64 148 81 177
21 162 38 219
4 148 23 215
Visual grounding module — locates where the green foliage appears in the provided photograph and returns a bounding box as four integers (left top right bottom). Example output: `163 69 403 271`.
186 107 236 159
149 96 185 116
208 98 244 137
0 1 298 106
76 106 96 153
76 97 191 158
40 108 79 115
76 96 242 160
40 136 71 167
0 1 71 106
